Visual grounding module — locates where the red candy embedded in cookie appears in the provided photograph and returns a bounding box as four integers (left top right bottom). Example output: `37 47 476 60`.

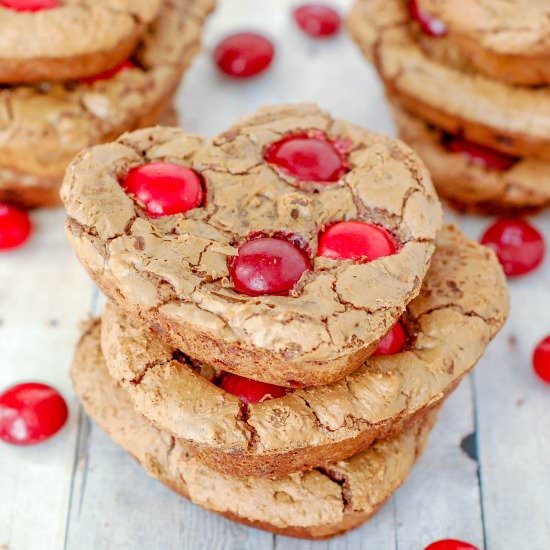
293 4 341 38
0 0 59 11
81 60 136 85
533 336 550 384
318 221 397 261
220 373 288 403
480 218 545 277
265 133 348 183
214 32 274 78
425 540 479 550
230 237 312 296
373 321 407 356
409 0 447 37
443 135 517 171
121 162 204 217
0 203 32 251
0 382 68 445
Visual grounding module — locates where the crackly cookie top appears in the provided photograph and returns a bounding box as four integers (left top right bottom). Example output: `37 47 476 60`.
99 225 508 457
63 103 442 366
73 323 433 532
0 1 161 60
0 0 213 179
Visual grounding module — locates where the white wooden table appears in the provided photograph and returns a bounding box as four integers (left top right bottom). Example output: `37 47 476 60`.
1 1 549 549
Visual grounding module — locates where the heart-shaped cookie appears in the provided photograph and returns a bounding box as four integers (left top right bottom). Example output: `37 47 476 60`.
62 104 442 387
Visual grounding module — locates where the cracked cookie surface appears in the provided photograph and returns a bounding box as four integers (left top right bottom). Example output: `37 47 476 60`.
348 0 550 160
62 103 442 388
72 322 436 540
99 225 508 477
0 0 162 83
0 0 213 183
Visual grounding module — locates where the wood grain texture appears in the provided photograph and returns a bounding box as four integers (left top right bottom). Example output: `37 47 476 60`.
1 1 549 549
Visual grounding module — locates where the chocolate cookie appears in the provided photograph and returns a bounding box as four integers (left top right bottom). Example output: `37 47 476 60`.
0 0 213 207
393 106 550 214
62 104 442 388
348 0 550 160
72 321 436 540
0 1 162 83
99 225 508 477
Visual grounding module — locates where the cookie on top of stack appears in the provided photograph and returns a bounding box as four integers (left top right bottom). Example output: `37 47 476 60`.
0 0 213 208
349 0 550 214
62 104 508 539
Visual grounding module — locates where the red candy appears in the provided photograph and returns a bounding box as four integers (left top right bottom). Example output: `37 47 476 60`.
293 4 341 38
480 218 545 277
121 162 204 217
533 335 550 384
409 0 447 37
444 135 517 171
0 382 68 445
214 32 274 78
81 59 135 84
265 133 347 183
318 221 397 261
425 540 479 550
220 373 288 404
0 203 32 251
230 237 312 296
373 321 407 356
0 0 59 11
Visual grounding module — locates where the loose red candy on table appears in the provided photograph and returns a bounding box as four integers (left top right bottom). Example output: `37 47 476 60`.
373 321 407 356
409 0 447 37
293 4 341 38
0 382 68 445
220 373 288 404
81 59 136 85
230 237 312 296
443 135 517 171
121 162 204 217
318 221 397 261
0 0 59 11
533 336 550 384
480 218 545 277
425 540 479 550
265 133 347 183
0 203 32 251
214 32 274 78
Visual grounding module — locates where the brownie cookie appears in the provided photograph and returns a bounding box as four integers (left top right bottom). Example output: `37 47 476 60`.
0 0 213 189
413 0 550 86
0 1 162 84
72 321 436 540
393 106 550 214
348 0 550 161
99 225 508 477
62 104 442 388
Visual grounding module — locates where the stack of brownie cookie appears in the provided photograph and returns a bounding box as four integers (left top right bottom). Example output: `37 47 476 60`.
62 104 509 539
349 0 550 214
0 0 213 208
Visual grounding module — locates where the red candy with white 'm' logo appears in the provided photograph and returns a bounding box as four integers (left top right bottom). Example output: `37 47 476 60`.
220 373 288 404
0 203 32 251
373 321 407 356
265 133 348 183
0 382 68 445
230 237 312 296
214 32 274 78
81 59 136 85
318 221 397 261
293 4 341 38
533 335 550 384
121 162 204 217
443 135 517 171
480 218 545 277
409 0 447 37
425 540 479 550
0 0 59 11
